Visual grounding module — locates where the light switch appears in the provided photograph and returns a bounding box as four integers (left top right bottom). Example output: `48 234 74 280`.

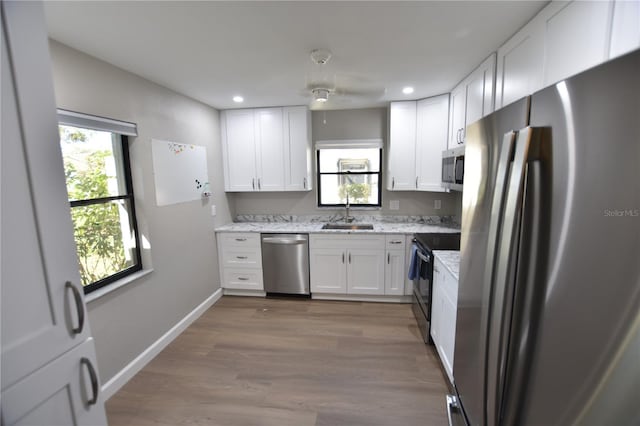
210 205 217 216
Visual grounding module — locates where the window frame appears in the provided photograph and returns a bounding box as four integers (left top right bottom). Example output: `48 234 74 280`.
316 148 383 208
58 110 142 294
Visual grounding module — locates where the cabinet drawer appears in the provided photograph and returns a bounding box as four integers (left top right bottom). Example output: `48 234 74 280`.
385 234 406 249
219 232 260 249
221 249 262 268
222 268 264 290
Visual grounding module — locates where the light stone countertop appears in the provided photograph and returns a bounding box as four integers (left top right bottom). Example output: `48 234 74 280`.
433 250 461 281
214 221 461 235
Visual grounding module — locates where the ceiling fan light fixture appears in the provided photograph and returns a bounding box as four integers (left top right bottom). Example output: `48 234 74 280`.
312 88 330 102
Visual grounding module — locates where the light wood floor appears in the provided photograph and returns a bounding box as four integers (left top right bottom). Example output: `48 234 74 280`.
106 296 450 426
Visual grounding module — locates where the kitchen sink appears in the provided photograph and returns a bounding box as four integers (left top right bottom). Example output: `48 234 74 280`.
321 223 374 230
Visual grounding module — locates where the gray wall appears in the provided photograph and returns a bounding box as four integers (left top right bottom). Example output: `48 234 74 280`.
231 108 462 217
49 41 232 383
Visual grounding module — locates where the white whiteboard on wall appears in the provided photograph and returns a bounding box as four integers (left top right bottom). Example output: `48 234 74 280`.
151 139 209 206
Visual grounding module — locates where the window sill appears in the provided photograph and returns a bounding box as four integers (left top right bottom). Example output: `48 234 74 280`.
85 269 153 303
316 206 382 211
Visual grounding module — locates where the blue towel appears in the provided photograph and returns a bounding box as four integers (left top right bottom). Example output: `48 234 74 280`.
408 245 419 280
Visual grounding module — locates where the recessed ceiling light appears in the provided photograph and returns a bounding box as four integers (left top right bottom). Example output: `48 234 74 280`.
233 95 244 103
402 86 415 95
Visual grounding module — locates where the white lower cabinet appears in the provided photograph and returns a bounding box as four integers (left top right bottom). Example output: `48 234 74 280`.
217 232 263 291
2 339 106 426
308 248 348 293
310 234 389 296
431 256 458 385
384 234 406 296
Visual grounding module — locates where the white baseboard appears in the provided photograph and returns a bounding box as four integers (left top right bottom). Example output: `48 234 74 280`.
223 288 266 297
101 288 223 401
311 293 412 303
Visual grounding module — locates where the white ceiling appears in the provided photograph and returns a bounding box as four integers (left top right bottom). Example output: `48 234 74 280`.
44 1 547 111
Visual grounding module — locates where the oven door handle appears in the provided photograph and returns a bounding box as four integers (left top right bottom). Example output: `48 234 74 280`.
416 250 430 263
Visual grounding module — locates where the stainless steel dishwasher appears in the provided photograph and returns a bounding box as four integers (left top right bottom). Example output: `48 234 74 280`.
261 234 310 296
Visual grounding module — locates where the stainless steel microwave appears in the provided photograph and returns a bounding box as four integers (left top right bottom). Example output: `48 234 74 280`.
442 147 464 191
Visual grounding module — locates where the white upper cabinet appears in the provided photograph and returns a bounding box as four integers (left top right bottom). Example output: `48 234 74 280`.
448 54 496 146
254 108 285 191
388 96 449 192
609 0 640 59
542 1 614 87
416 95 450 191
495 16 545 109
283 106 312 191
448 84 466 148
221 106 312 192
497 0 624 109
388 101 417 190
221 109 258 191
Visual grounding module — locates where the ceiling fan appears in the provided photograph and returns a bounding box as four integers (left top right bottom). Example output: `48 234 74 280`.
302 48 386 110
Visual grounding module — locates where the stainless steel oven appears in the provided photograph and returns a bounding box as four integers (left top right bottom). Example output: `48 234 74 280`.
410 233 461 344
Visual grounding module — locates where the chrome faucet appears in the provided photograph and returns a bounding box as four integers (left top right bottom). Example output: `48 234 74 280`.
344 193 353 223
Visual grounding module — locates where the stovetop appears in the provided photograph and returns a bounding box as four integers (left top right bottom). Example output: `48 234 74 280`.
414 232 461 251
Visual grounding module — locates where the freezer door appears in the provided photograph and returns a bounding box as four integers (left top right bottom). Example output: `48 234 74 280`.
455 98 529 425
504 49 640 425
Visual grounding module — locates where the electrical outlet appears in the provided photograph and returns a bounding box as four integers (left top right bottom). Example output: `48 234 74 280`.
389 200 400 210
210 205 217 216
434 199 442 210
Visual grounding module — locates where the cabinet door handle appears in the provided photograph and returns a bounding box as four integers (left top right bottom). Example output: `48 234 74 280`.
303 177 307 189
390 241 402 244
348 253 351 264
415 176 419 188
387 253 390 264
342 253 345 264
392 177 395 190
80 357 99 406
252 178 255 190
66 281 84 335
235 238 247 242
236 256 248 259
258 178 261 190
238 277 249 281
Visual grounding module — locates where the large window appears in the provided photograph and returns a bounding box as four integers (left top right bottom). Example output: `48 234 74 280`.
317 145 382 207
58 110 141 293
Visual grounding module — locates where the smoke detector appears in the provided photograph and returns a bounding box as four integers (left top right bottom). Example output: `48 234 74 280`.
310 48 332 65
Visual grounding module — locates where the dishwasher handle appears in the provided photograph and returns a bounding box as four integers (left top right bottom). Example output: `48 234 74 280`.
262 236 307 245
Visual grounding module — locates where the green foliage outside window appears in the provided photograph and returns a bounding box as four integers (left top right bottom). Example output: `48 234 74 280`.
60 128 129 286
338 183 371 204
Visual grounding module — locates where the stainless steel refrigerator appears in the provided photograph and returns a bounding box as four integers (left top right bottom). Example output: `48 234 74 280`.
449 49 640 426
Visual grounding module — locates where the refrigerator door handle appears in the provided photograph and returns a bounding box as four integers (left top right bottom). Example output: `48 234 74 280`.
485 127 536 426
500 157 548 426
479 130 518 425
